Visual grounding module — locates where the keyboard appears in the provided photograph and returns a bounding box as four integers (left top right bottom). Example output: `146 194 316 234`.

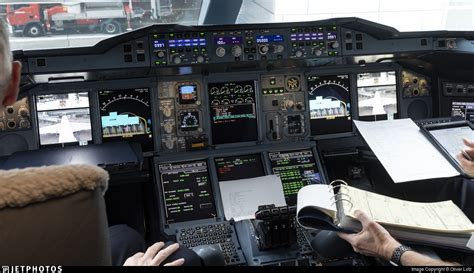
296 224 313 255
175 221 246 265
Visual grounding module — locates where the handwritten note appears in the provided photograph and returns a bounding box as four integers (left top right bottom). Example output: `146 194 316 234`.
219 175 287 222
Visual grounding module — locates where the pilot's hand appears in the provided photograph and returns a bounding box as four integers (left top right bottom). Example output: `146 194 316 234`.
337 210 400 260
456 138 474 177
123 242 185 266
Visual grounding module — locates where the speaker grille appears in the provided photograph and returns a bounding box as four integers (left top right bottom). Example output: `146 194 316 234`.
0 134 29 156
407 99 429 120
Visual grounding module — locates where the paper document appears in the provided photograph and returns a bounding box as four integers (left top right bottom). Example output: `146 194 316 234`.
354 119 459 183
219 175 287 222
344 186 473 231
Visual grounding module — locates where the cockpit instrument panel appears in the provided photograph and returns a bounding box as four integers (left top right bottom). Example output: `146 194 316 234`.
215 153 265 181
208 80 258 145
99 88 154 152
36 92 92 146
0 97 31 132
158 160 217 224
307 74 352 136
269 149 321 206
158 80 208 152
357 71 397 121
261 74 306 141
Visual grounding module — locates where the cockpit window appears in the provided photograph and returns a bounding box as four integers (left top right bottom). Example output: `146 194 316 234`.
2 0 474 51
236 0 474 31
2 0 204 51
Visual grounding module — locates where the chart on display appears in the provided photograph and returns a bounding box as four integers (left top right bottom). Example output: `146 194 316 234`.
307 74 352 135
209 80 258 145
158 160 217 224
269 149 321 206
357 71 398 121
99 88 154 152
451 101 474 122
36 92 92 146
215 154 265 181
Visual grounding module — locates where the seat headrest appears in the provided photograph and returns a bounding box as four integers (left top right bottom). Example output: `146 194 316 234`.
0 164 109 209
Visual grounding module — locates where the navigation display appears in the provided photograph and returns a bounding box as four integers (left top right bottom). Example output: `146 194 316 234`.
36 92 92 146
158 160 217 224
269 149 321 206
451 101 474 122
357 71 398 121
307 74 352 135
98 88 153 152
209 80 258 145
215 154 265 181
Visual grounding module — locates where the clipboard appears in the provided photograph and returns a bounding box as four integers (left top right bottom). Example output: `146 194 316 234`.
420 120 474 177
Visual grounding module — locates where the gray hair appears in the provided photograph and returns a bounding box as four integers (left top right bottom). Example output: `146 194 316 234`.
0 19 12 91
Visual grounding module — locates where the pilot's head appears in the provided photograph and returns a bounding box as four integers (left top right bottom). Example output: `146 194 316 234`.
0 20 21 110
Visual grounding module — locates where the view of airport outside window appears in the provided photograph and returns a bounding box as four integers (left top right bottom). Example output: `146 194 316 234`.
237 0 474 31
1 0 473 51
0 0 203 50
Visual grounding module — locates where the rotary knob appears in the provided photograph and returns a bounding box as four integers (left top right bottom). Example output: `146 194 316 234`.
216 47 226 57
7 120 16 129
19 119 30 128
18 107 29 117
172 54 182 64
156 50 166 58
403 79 411 88
165 139 175 150
161 106 173 118
295 50 303 58
330 41 339 49
164 122 174 134
258 45 269 55
196 55 205 63
273 44 284 53
231 45 242 57
312 48 322 56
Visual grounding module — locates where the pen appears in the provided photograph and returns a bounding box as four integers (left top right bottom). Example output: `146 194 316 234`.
462 149 473 161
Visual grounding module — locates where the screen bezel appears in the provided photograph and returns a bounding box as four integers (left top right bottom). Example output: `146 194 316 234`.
157 159 218 225
356 70 399 122
36 91 93 148
307 73 353 136
451 100 474 122
421 120 474 177
98 87 154 152
207 79 260 146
